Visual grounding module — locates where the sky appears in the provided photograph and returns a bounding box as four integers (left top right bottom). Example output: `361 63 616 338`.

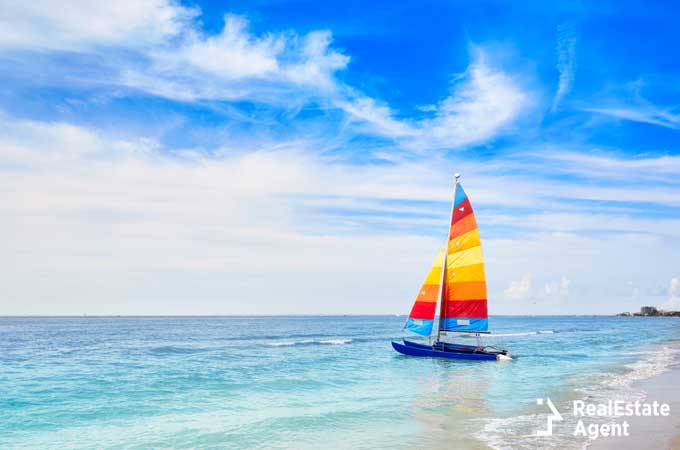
1 0 679 315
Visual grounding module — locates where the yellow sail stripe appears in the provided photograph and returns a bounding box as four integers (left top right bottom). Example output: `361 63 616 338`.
447 263 486 283
447 245 483 268
423 244 445 285
448 228 480 254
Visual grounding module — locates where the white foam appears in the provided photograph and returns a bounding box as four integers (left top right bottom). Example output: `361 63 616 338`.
266 339 314 347
266 338 352 347
602 343 680 389
489 330 554 337
319 338 352 345
479 412 587 450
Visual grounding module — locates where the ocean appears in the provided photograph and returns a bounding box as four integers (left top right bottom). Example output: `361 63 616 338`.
1 316 679 450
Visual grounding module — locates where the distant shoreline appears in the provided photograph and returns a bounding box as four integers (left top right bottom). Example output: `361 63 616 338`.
2 314 677 318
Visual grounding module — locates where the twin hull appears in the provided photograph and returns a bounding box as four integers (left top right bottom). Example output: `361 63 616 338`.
392 339 511 361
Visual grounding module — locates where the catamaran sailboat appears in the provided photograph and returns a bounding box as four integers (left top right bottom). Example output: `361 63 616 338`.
392 174 511 361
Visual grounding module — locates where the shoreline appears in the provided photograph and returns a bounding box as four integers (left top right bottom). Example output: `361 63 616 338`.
589 353 680 450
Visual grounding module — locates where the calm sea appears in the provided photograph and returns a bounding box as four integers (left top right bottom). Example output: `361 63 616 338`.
1 316 679 450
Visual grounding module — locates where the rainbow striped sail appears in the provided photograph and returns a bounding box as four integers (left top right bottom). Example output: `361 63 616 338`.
404 175 489 336
440 181 488 332
404 245 445 336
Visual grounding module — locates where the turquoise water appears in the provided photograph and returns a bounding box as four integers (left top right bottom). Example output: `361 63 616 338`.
1 316 679 449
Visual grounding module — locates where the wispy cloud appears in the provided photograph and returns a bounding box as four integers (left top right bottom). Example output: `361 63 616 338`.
340 48 531 150
585 105 680 130
503 274 532 300
551 23 578 112
544 276 570 296
126 14 350 102
583 78 680 129
1 2 350 105
525 150 680 183
1 2 529 149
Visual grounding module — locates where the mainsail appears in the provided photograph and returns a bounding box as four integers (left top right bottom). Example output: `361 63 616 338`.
404 245 445 336
439 181 489 332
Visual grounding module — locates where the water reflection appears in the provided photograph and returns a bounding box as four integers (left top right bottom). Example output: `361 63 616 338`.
409 360 494 450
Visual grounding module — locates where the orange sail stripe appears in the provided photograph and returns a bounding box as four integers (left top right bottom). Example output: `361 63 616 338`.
415 283 440 303
449 213 477 239
446 281 487 301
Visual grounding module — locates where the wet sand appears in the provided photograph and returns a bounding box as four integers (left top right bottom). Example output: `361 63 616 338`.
589 363 680 450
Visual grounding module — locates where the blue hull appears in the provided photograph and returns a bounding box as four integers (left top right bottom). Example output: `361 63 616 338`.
392 339 504 361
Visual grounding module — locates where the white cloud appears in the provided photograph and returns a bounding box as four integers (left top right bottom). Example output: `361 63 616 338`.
544 276 570 296
0 0 196 50
174 15 282 79
339 49 531 150
2 116 680 315
143 15 350 98
282 31 350 89
0 2 528 148
551 23 577 112
418 49 529 149
0 2 349 103
663 277 680 310
503 274 532 300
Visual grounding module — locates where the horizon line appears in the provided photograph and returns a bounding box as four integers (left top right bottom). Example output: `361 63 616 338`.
0 313 658 318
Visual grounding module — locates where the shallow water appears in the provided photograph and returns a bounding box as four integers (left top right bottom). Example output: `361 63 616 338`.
1 316 679 449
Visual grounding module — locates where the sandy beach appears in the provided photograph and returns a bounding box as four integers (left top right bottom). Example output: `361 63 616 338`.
590 361 680 450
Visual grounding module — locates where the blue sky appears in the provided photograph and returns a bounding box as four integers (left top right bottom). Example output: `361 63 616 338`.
1 0 679 315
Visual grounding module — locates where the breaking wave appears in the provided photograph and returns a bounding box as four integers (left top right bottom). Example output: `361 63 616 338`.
266 338 353 347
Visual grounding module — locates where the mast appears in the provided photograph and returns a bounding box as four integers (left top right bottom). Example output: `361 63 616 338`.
435 173 460 344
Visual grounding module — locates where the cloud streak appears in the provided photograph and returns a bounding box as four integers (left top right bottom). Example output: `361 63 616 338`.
551 23 578 112
585 106 680 130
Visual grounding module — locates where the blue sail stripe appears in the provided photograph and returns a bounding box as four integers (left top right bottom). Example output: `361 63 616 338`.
440 318 488 332
453 185 468 208
405 318 434 336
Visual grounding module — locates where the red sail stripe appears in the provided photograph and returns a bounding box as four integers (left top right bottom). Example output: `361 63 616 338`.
451 198 473 224
445 299 488 318
409 300 439 319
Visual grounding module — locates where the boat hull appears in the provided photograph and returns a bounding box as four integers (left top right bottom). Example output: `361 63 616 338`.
392 339 509 361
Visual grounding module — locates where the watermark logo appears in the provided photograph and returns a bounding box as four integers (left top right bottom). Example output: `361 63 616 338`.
536 398 563 436
534 398 672 439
